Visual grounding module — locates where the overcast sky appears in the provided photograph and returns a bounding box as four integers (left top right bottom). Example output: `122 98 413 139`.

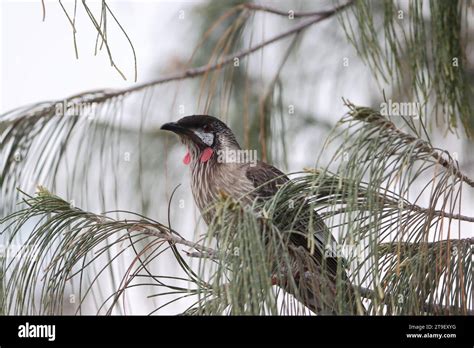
0 0 202 112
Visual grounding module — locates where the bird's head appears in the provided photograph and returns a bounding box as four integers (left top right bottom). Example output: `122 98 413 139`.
161 115 241 164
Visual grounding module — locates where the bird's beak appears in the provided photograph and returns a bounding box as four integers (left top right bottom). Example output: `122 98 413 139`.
161 122 203 144
160 122 188 135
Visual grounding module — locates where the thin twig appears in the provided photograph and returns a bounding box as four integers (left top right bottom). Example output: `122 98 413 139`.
430 151 474 188
184 250 218 259
243 3 349 18
10 1 353 121
320 203 474 223
103 1 351 96
41 0 46 21
408 205 474 223
348 104 474 188
129 223 217 255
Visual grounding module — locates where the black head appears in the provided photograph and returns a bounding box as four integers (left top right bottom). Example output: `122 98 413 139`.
161 115 240 151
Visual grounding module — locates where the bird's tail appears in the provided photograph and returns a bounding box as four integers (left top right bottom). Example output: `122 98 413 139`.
276 247 366 315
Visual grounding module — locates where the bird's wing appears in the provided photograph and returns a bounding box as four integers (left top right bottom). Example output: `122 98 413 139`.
245 161 358 313
245 160 289 198
245 161 338 270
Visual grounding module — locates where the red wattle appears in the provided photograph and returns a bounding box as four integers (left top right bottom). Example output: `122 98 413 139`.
183 152 191 165
200 147 214 163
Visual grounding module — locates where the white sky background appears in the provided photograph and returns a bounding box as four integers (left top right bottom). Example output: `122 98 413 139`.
1 0 473 314
0 0 199 111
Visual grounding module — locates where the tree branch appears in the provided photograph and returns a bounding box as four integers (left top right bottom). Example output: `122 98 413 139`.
131 220 473 315
184 250 218 259
96 1 351 97
357 285 474 316
320 203 474 223
7 1 353 121
408 205 474 223
348 104 474 188
243 3 352 18
287 272 474 315
128 222 218 256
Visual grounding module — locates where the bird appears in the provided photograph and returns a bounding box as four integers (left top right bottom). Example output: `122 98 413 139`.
161 115 361 314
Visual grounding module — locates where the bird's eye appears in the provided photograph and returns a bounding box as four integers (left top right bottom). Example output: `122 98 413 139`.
202 125 211 132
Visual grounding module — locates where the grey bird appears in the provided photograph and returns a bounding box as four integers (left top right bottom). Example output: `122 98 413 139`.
161 115 360 314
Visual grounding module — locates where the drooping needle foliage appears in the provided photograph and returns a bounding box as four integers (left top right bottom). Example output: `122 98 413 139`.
1 104 472 314
1 0 473 315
